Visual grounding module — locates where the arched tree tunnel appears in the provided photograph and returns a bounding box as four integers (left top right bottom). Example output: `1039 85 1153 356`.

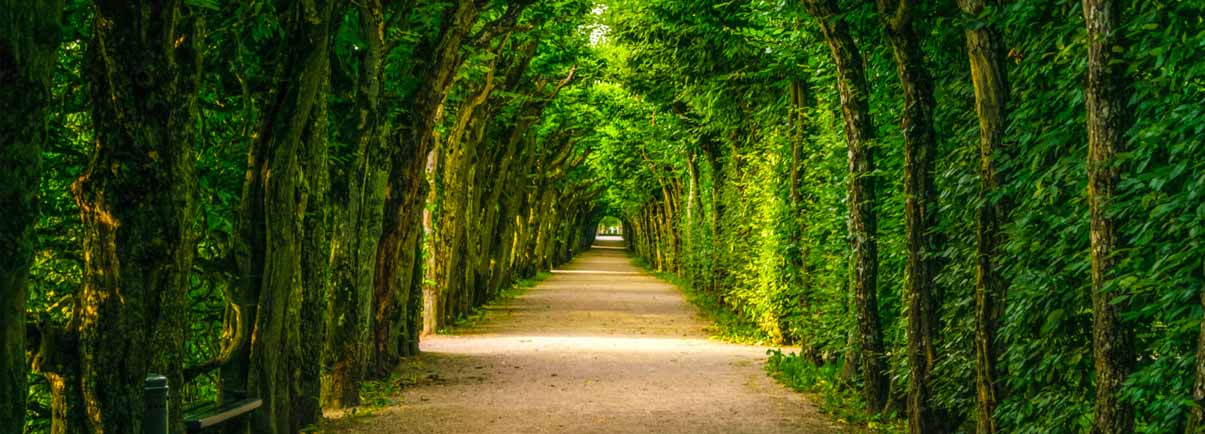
2 0 1204 433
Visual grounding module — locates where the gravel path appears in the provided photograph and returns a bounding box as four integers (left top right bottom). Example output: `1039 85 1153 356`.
323 236 839 434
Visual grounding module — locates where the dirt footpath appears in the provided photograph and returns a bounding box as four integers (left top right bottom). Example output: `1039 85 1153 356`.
323 236 839 434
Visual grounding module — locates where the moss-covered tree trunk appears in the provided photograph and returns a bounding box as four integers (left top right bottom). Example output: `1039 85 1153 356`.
957 0 1010 431
431 67 497 326
294 58 332 431
515 183 543 275
0 1 63 430
683 151 704 287
1084 0 1134 432
803 0 888 414
222 1 335 432
325 0 390 408
69 1 203 432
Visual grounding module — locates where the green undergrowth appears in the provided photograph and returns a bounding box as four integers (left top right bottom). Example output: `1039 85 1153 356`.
359 373 410 409
310 372 408 432
631 256 766 344
438 271 553 333
766 350 904 433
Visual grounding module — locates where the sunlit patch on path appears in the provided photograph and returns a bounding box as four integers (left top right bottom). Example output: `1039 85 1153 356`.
323 236 838 434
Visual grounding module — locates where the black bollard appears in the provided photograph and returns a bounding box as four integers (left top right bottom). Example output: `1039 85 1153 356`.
144 374 169 434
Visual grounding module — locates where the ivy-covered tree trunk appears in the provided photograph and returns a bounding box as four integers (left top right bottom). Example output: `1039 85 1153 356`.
516 184 543 275
958 0 1010 432
325 0 390 408
71 1 203 432
1084 0 1134 432
803 0 889 414
785 77 816 349
450 48 515 315
875 0 943 431
223 1 335 432
0 1 63 430
463 165 484 310
804 0 891 414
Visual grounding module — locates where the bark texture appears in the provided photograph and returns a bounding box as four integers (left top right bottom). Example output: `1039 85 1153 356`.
1083 0 1134 432
373 1 478 374
324 0 390 408
222 1 335 433
874 0 942 430
802 0 889 413
295 54 333 430
373 1 532 371
958 0 1010 432
72 1 203 432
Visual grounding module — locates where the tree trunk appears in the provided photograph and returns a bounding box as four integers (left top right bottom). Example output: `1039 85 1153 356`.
294 58 333 431
1084 0 1134 432
785 78 814 347
703 143 725 294
29 328 86 434
373 0 482 372
874 0 943 431
487 142 536 294
0 1 63 430
958 0 1010 432
222 1 335 433
72 1 202 432
803 0 889 413
685 152 702 285
325 0 389 408
423 144 443 336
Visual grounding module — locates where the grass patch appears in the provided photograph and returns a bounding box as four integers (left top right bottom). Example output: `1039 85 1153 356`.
630 257 767 344
765 349 903 433
438 271 552 334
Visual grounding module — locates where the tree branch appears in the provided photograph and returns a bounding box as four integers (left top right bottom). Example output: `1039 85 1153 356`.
546 65 578 100
182 301 248 383
471 0 535 47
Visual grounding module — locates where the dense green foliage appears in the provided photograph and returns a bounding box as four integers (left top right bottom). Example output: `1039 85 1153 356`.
586 0 1205 433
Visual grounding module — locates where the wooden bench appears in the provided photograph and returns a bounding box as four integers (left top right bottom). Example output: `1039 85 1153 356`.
182 398 262 433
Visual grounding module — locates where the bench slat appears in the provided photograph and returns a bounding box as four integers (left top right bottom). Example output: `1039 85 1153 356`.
184 398 262 432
